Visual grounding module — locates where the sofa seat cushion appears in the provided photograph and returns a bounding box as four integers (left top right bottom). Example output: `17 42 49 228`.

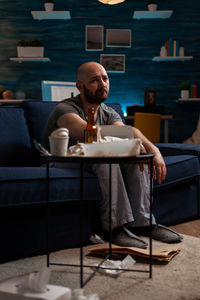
156 143 200 160
0 106 33 166
154 155 200 189
0 167 101 207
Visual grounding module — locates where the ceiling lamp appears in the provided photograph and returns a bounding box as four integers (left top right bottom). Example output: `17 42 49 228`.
98 0 125 5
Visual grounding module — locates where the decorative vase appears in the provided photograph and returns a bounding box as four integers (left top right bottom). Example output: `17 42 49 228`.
179 46 185 57
44 3 54 11
181 90 189 98
147 4 157 11
15 90 26 100
160 46 167 57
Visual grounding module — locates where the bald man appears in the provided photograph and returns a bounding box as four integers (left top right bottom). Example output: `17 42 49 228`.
43 62 182 248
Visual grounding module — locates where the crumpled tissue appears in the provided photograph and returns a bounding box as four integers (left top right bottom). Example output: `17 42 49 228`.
93 255 136 276
72 288 100 300
17 267 51 293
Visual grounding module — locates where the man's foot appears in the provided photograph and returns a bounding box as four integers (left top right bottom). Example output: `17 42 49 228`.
105 226 148 249
126 224 183 243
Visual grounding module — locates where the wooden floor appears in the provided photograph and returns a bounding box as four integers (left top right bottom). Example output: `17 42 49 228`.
170 219 200 238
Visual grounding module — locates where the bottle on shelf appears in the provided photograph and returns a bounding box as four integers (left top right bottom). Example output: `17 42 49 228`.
192 84 197 98
84 107 97 143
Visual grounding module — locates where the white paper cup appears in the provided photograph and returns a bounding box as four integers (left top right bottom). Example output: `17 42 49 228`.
49 128 69 156
49 136 69 156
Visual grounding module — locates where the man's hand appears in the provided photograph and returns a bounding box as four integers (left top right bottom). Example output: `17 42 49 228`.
139 143 166 184
130 126 166 184
152 152 167 184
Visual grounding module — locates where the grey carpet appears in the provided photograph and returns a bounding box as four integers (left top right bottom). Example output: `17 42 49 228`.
0 234 200 300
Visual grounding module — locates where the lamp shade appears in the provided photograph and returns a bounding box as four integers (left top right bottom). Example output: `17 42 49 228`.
98 0 125 4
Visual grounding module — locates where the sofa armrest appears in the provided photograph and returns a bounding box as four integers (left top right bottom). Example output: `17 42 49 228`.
155 143 200 161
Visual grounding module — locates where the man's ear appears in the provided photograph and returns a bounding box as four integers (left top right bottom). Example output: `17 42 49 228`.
76 81 82 92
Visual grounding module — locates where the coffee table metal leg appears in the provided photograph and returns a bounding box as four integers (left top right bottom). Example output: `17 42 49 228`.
80 162 84 288
46 161 50 268
149 157 153 278
109 163 112 258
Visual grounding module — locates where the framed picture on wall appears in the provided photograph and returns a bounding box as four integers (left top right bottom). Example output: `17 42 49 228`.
106 29 131 47
100 54 125 73
85 25 104 51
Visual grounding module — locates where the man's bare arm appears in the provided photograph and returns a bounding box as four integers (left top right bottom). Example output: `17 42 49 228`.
112 121 166 184
57 113 87 141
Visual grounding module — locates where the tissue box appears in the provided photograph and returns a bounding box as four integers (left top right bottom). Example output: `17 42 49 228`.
0 275 71 300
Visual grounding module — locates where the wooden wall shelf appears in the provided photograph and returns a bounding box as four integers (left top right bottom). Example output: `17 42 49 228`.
152 56 193 62
10 57 51 63
0 99 23 102
31 11 71 20
177 98 200 103
133 10 173 19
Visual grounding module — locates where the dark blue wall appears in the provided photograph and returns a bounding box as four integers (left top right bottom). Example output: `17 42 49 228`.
0 0 200 142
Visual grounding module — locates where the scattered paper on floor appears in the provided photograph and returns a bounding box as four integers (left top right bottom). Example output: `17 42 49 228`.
88 243 181 262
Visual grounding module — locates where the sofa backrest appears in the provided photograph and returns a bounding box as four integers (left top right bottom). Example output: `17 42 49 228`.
23 101 57 144
0 106 33 166
106 103 125 123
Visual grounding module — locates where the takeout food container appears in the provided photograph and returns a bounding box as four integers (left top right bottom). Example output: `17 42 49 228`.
70 138 141 157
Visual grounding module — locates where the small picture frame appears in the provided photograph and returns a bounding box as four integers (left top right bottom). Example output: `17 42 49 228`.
144 89 157 106
85 25 104 51
106 29 132 48
100 54 125 73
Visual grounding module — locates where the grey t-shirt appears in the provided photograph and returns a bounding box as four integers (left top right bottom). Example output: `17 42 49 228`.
43 94 122 149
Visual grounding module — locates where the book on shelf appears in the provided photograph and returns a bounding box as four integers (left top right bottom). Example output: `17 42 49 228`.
165 40 169 56
176 40 180 56
164 38 180 57
169 38 173 56
173 40 176 56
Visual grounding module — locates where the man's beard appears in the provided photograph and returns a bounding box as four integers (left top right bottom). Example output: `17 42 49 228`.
83 85 108 104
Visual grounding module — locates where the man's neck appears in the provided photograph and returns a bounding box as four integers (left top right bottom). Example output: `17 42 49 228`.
80 94 99 119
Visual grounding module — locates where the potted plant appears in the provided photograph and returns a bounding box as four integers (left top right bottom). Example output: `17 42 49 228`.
44 0 54 11
179 82 190 98
146 0 157 11
17 39 44 58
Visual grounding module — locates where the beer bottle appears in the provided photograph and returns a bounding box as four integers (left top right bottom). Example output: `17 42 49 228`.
84 107 97 143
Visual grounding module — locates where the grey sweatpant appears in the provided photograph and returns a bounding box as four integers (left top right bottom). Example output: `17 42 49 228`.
86 163 156 231
50 162 156 231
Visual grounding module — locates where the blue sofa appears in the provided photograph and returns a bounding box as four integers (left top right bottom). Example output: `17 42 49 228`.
0 100 199 263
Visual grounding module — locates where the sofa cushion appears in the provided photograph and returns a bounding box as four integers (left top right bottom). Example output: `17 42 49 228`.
106 103 125 123
0 106 33 166
156 143 200 161
0 166 101 207
23 101 58 143
154 154 200 189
